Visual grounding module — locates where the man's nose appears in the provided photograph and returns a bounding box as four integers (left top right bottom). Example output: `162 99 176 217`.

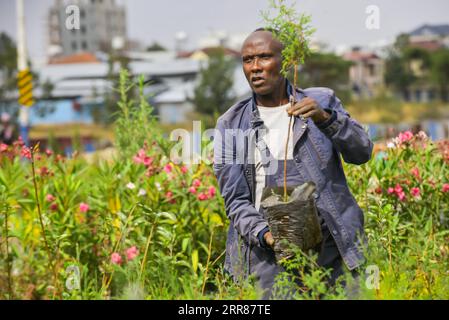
250 58 262 72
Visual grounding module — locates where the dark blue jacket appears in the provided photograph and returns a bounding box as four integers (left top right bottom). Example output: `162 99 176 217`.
213 80 373 282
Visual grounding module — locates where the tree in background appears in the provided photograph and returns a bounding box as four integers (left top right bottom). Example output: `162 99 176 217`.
146 42 167 52
0 33 18 103
300 52 353 103
384 33 449 102
384 34 416 101
191 48 236 128
92 51 132 124
431 49 449 102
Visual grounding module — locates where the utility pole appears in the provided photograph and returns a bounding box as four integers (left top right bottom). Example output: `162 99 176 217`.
16 0 32 145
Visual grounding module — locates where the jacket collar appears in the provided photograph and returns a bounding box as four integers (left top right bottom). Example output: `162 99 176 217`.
249 79 305 129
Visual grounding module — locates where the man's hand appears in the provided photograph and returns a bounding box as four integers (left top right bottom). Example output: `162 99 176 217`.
287 97 330 124
264 231 275 249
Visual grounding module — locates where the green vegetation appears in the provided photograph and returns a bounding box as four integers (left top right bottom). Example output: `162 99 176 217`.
0 71 448 299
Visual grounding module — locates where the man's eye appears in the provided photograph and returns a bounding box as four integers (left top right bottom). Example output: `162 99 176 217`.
243 58 252 63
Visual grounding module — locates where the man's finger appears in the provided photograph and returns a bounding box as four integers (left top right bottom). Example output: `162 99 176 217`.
301 110 316 119
288 102 309 115
292 104 314 116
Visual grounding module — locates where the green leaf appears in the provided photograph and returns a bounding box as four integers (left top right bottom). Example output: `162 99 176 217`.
182 238 190 253
191 249 199 273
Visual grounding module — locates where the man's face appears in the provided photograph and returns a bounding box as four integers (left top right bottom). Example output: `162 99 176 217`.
241 31 284 96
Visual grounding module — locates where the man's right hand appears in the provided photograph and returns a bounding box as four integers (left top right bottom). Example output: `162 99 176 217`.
264 231 275 249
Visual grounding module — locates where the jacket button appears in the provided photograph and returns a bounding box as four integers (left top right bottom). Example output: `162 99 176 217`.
332 230 338 235
313 192 319 199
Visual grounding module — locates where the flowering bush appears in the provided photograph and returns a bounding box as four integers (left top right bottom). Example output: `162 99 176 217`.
0 71 447 300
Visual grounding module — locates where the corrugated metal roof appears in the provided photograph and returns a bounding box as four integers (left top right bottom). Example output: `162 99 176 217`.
409 24 449 37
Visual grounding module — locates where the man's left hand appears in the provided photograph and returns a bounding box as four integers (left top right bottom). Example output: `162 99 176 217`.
287 97 330 124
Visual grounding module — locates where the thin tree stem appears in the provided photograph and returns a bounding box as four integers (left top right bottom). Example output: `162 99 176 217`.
30 145 59 298
201 228 214 295
3 204 13 299
139 221 156 282
284 64 298 201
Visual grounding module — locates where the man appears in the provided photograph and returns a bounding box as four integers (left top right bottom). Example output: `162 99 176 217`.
0 112 15 145
213 29 373 299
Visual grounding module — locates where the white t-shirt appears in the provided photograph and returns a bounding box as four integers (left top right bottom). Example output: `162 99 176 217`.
254 103 294 210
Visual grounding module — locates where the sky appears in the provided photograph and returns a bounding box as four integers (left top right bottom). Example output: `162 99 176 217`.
1 0 449 62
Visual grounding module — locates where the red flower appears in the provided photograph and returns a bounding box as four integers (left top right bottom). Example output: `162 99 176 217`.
143 157 153 167
394 184 403 194
410 167 420 180
126 246 139 261
188 187 197 194
442 183 449 193
410 187 420 197
50 203 58 211
165 191 176 204
79 202 89 213
374 187 382 194
181 166 188 174
39 166 50 177
14 137 25 147
45 149 53 156
133 149 154 167
111 252 123 265
198 193 208 201
398 131 413 144
20 146 31 159
192 179 201 188
164 164 173 173
207 186 216 198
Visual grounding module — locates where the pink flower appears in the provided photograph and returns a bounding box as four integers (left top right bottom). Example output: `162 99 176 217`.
181 166 188 174
133 149 146 164
79 202 89 213
111 252 122 265
46 194 56 202
410 187 420 197
397 191 406 201
165 191 176 204
45 149 53 156
410 167 420 180
133 149 153 167
192 179 201 188
39 166 50 177
188 187 197 194
394 184 403 194
442 183 449 193
398 131 414 144
0 143 8 152
164 164 173 173
126 246 139 261
15 137 25 147
387 187 395 194
208 186 216 198
20 146 31 159
143 156 153 167
198 193 208 201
